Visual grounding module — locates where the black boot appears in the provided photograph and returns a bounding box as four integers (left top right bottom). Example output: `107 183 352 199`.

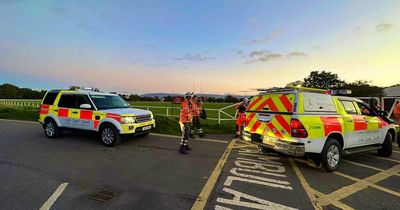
199 133 205 138
179 145 188 154
185 145 192 151
189 133 196 139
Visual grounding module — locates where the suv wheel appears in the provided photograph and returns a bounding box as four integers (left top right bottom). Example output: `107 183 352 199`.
321 138 341 172
44 119 62 138
378 132 392 157
100 125 121 147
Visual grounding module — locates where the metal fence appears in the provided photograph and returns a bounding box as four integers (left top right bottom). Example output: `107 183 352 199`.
0 99 239 124
3 97 399 124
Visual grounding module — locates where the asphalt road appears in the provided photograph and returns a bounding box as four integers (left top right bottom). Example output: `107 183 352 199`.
1 119 400 210
0 120 229 210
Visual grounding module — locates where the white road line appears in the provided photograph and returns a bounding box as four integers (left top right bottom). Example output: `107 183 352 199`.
39 182 68 210
150 133 228 144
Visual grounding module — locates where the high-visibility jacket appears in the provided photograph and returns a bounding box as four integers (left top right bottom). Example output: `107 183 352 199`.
394 102 400 118
180 99 193 123
191 99 203 117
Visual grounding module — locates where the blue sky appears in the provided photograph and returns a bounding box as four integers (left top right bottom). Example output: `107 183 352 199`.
0 0 399 94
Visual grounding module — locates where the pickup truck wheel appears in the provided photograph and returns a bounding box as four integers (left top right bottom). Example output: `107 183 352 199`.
321 138 341 172
378 132 392 157
100 125 121 147
44 119 62 138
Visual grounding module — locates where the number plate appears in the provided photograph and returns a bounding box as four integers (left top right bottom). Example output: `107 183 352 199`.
142 126 151 131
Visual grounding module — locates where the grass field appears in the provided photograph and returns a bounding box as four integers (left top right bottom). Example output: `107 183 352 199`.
0 105 236 135
129 101 238 119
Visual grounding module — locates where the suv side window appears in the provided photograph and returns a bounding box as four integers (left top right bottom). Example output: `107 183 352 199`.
341 101 357 115
58 94 77 108
43 91 59 105
76 94 93 109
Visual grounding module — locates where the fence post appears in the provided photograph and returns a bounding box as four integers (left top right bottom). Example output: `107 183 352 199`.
166 108 169 116
218 110 221 124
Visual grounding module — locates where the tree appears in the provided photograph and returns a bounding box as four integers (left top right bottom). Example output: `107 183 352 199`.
302 71 345 89
286 80 303 87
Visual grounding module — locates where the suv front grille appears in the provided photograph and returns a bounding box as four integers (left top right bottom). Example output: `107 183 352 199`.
135 114 152 123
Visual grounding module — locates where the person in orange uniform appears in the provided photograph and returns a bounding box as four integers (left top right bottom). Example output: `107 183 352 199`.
394 101 400 124
235 98 249 138
190 94 204 138
179 92 193 154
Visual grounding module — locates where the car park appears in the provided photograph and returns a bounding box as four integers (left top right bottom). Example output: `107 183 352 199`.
242 86 397 171
38 87 155 146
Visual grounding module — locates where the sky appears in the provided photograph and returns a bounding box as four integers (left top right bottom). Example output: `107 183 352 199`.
0 0 399 95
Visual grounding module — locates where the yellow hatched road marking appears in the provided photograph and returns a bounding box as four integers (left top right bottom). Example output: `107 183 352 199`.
343 159 400 177
289 159 323 210
320 165 400 203
334 172 400 197
362 154 400 164
191 139 237 210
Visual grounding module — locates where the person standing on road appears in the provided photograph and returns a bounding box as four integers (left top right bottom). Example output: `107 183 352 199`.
190 94 204 138
235 98 249 138
394 101 400 124
179 92 193 154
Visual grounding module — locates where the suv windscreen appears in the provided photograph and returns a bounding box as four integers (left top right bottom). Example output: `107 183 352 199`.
90 95 130 110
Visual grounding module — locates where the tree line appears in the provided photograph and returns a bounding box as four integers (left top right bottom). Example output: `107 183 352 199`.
0 71 387 100
286 71 384 97
0 84 46 99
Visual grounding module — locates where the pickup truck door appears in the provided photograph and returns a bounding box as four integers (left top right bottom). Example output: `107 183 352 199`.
354 102 381 144
339 100 367 148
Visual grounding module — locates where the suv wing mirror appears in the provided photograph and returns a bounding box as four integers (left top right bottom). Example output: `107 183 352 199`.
79 104 92 109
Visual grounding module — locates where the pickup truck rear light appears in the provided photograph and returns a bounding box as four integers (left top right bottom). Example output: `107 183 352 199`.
291 119 308 138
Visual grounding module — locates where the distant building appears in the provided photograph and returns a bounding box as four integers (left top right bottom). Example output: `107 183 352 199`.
384 84 400 96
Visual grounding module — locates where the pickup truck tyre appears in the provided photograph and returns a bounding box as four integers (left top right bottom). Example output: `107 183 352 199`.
378 132 392 157
321 138 342 172
44 119 62 138
100 124 121 147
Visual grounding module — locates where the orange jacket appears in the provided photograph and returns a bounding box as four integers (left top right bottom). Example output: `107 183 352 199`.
394 102 400 118
180 99 193 123
191 98 203 117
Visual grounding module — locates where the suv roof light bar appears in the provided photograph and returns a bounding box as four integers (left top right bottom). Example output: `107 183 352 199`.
69 86 101 92
257 86 327 94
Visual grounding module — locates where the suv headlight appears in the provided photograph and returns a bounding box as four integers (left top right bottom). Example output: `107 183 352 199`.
121 116 136 124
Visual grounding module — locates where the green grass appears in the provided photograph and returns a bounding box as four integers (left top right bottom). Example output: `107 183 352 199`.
0 106 38 121
129 101 237 119
0 106 235 135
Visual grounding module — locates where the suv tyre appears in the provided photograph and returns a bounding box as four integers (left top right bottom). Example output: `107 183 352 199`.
44 119 62 138
100 124 121 147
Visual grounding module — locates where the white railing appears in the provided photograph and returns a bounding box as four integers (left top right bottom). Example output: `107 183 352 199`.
0 99 41 108
132 104 239 124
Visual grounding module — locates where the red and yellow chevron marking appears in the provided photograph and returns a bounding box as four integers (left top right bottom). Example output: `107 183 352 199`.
246 94 294 140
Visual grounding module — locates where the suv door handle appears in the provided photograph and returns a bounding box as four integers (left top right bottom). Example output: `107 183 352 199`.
54 109 58 112
347 119 353 122
72 111 78 114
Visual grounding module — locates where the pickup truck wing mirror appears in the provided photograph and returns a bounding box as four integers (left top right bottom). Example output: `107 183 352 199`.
379 110 388 117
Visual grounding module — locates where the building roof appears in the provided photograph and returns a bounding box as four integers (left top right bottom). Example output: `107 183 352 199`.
384 84 400 97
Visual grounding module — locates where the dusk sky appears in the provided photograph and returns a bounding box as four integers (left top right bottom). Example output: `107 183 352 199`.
0 0 399 95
